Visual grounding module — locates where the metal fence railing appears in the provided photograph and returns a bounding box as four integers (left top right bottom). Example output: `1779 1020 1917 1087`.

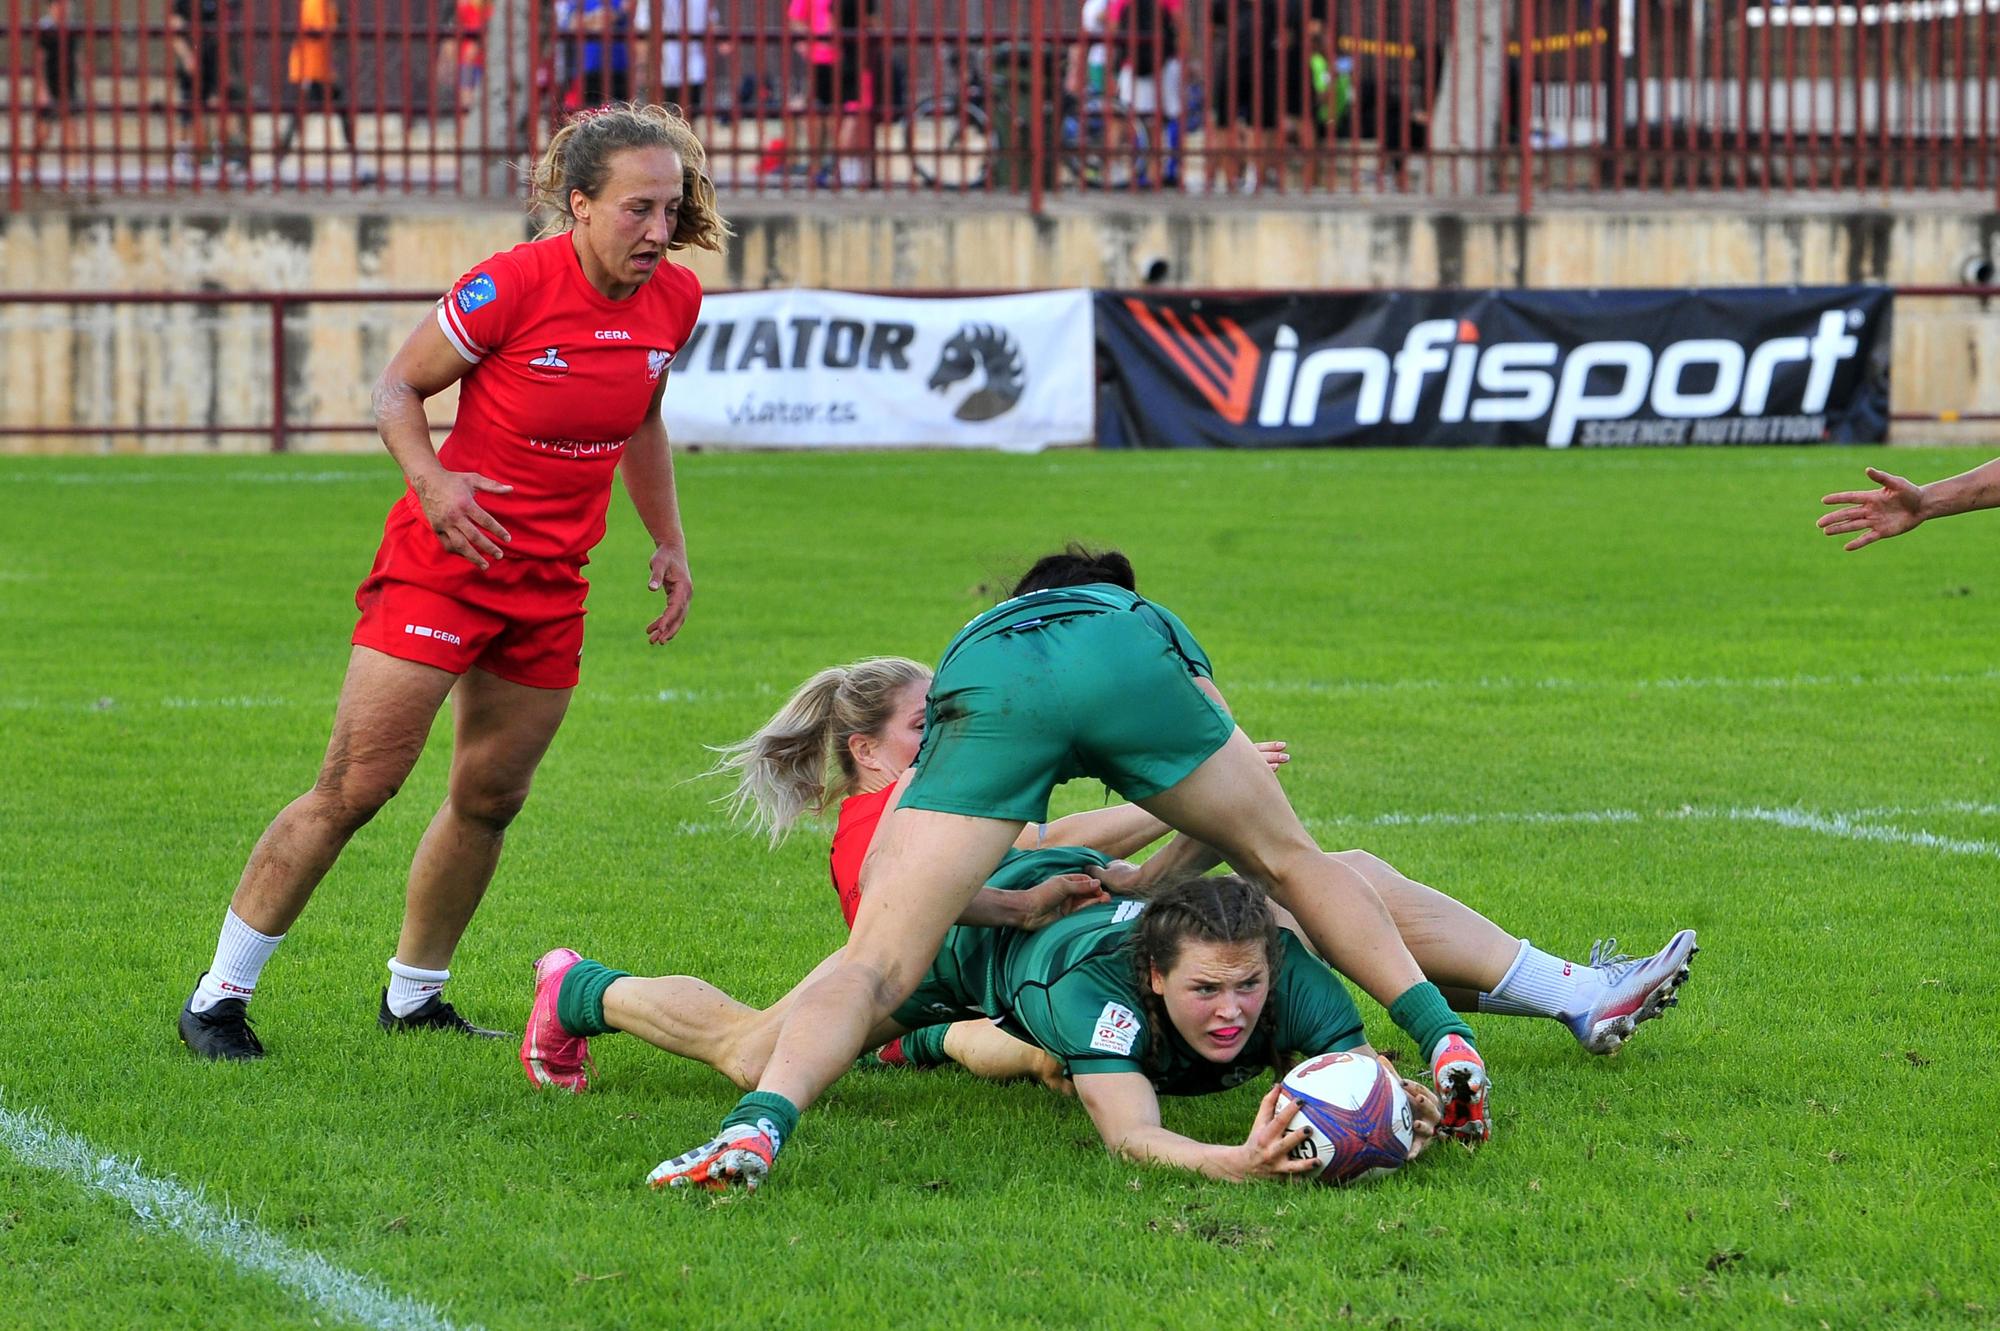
5 1 1999 210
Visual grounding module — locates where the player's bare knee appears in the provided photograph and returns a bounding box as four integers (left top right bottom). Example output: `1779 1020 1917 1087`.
308 763 401 834
1232 834 1319 887
1330 848 1386 875
826 957 908 1019
453 783 531 834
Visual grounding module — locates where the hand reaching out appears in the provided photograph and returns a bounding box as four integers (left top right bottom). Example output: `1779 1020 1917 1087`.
1389 1056 1444 1161
1819 466 1925 551
1231 1084 1320 1182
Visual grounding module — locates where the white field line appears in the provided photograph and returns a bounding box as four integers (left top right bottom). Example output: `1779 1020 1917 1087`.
1233 667 2000 699
1313 802 2000 857
5 668 1997 714
0 1102 477 1331
0 469 389 486
1728 806 2000 857
0 459 986 486
0 689 747 712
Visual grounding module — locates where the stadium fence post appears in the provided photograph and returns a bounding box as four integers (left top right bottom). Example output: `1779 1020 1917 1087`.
1027 0 1047 214
6 0 21 214
270 298 290 453
1517 0 1534 215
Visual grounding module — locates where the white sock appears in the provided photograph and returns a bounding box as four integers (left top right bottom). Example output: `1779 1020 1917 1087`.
191 910 285 1012
384 958 450 1017
1477 939 1590 1019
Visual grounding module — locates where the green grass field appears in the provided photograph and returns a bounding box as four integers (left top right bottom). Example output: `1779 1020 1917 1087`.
2 447 1997 1331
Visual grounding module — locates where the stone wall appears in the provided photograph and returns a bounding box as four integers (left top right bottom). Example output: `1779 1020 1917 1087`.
2 199 1994 449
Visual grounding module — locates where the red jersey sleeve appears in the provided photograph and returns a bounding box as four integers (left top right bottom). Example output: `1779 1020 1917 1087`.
828 785 897 930
435 250 524 365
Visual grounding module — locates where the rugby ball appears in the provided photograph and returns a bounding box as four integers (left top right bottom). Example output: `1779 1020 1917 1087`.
1280 1051 1416 1185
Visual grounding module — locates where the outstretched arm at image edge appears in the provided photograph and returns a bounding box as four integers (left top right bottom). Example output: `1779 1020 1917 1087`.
1819 458 2000 550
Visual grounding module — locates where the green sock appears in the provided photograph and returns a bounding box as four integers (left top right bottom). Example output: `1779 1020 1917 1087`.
1388 981 1476 1062
898 1024 951 1067
722 1091 800 1154
554 959 629 1037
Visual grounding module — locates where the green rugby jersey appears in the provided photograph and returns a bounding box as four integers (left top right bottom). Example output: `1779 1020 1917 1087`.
935 583 1214 679
932 898 1367 1096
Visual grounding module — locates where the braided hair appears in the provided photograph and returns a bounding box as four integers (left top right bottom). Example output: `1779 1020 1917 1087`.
1129 874 1285 1076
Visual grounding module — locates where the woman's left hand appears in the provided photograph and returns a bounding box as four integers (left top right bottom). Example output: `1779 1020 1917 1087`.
1389 1057 1444 1160
647 544 692 644
1232 1083 1319 1182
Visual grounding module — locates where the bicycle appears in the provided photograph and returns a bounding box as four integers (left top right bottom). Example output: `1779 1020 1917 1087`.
898 44 1152 190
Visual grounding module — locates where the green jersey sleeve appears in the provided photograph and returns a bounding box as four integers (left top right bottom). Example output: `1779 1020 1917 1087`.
1271 931 1367 1059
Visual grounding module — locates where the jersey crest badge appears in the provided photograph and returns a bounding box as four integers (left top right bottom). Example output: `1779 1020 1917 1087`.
1090 1002 1140 1056
455 273 497 314
646 348 673 382
529 346 570 378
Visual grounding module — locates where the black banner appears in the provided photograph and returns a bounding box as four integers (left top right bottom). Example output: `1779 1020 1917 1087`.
1094 287 1892 448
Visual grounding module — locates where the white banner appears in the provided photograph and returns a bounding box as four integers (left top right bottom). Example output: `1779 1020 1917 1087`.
660 288 1096 451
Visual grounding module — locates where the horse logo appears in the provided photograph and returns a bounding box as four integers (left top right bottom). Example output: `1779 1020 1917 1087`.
927 324 1025 422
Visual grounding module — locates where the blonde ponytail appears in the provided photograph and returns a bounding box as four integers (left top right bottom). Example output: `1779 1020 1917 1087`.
711 657 932 844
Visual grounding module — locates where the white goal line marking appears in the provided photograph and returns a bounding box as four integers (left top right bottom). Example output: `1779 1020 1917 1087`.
0 1103 478 1331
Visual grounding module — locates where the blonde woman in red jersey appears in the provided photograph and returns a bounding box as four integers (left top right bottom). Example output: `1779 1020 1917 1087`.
178 104 730 1062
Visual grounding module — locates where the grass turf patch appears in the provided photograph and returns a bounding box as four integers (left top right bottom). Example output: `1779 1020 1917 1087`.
1 447 1997 1330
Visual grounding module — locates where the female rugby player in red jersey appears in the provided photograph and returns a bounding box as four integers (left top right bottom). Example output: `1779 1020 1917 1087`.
178 104 730 1061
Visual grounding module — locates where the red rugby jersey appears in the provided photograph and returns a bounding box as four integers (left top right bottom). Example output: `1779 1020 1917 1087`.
828 784 897 929
409 233 702 563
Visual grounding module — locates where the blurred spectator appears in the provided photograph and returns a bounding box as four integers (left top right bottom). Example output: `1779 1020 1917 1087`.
274 0 360 170
169 0 251 177
429 0 487 116
788 0 874 187
1106 0 1184 184
1066 0 1108 99
632 0 709 117
30 0 85 176
1206 0 1303 192
557 0 632 109
1346 27 1442 187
